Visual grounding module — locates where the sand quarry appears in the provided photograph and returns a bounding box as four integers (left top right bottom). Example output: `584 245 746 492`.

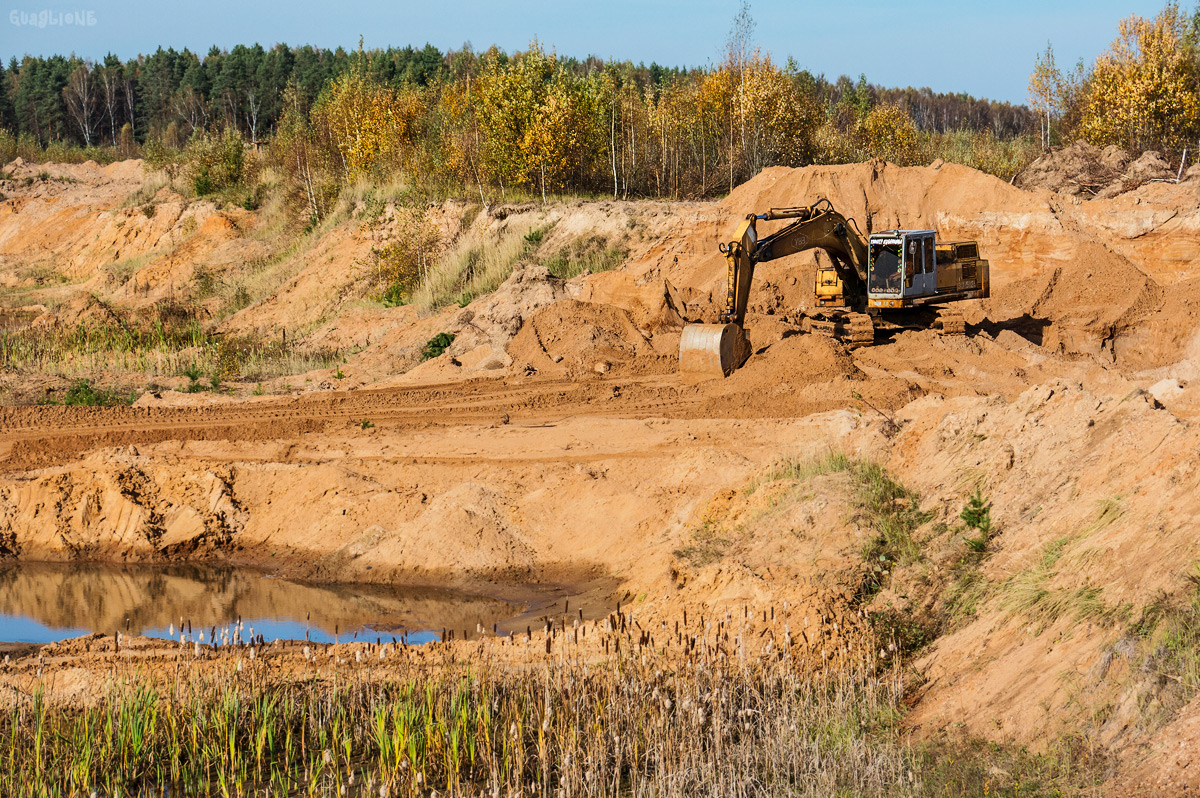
2 153 1200 792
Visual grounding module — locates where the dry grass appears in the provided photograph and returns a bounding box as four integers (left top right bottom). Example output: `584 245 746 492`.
412 222 540 312
0 602 1109 797
1001 537 1131 629
742 451 928 579
0 319 340 390
745 449 853 495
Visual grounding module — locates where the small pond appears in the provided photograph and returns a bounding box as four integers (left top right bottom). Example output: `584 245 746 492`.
0 562 558 646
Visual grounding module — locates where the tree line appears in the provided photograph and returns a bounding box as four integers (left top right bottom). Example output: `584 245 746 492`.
1029 1 1200 154
0 41 1036 153
0 43 447 148
1 10 1047 222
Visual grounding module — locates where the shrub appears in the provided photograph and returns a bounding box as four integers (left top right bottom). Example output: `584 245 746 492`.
182 128 248 195
960 489 993 553
0 129 15 165
367 206 442 306
38 379 130 407
420 332 455 361
857 104 919 164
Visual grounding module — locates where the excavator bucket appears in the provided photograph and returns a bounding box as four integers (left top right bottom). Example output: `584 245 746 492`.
679 323 750 381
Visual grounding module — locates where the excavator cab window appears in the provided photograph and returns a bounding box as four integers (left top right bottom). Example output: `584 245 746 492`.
905 238 921 287
868 242 901 294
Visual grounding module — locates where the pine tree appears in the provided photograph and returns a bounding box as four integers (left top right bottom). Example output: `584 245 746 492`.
960 489 992 553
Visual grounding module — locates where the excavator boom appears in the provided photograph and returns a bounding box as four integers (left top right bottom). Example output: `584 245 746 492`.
680 200 870 380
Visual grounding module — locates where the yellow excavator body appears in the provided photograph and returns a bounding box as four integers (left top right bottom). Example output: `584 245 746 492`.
679 199 989 380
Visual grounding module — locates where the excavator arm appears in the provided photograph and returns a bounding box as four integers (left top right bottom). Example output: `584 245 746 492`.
679 199 871 380
718 199 869 327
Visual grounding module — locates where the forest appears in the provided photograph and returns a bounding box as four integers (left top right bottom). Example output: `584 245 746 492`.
5 2 1197 219
0 31 1037 211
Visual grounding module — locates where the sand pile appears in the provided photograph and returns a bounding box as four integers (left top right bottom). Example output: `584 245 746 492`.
506 299 672 378
32 293 121 329
1016 141 1185 198
976 240 1166 361
426 265 571 372
692 332 919 417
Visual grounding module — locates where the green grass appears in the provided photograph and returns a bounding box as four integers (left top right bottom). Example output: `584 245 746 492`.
1127 569 1200 699
745 449 853 494
0 644 919 797
36 379 135 407
850 460 931 570
0 629 1108 798
745 451 929 576
0 319 342 392
541 235 627 280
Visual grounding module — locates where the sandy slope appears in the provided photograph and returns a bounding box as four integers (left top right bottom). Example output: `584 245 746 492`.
2 156 1200 791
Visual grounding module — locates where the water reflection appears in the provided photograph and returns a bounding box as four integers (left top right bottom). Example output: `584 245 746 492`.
0 562 529 644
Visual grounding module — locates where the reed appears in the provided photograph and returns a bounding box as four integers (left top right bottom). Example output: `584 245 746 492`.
2 634 923 797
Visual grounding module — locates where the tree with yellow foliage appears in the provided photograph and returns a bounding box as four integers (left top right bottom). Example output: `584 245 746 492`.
523 70 604 200
1073 2 1200 151
313 49 425 182
272 83 341 225
476 44 555 195
857 104 919 164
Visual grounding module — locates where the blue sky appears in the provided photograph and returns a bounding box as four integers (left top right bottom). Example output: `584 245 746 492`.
0 0 1171 104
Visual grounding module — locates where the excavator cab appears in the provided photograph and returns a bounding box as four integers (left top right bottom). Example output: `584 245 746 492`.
865 229 988 309
866 230 936 307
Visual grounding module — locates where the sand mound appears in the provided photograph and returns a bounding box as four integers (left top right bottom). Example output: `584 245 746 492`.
691 332 919 417
572 271 687 333
977 240 1166 361
1016 141 1178 198
507 299 671 378
32 294 121 329
441 265 570 371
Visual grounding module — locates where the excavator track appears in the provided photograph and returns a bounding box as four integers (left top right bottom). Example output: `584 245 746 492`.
804 312 875 348
937 309 966 336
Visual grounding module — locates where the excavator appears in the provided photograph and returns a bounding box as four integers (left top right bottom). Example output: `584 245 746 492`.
679 199 990 379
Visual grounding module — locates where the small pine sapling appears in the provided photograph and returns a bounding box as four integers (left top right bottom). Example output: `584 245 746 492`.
960 488 993 552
